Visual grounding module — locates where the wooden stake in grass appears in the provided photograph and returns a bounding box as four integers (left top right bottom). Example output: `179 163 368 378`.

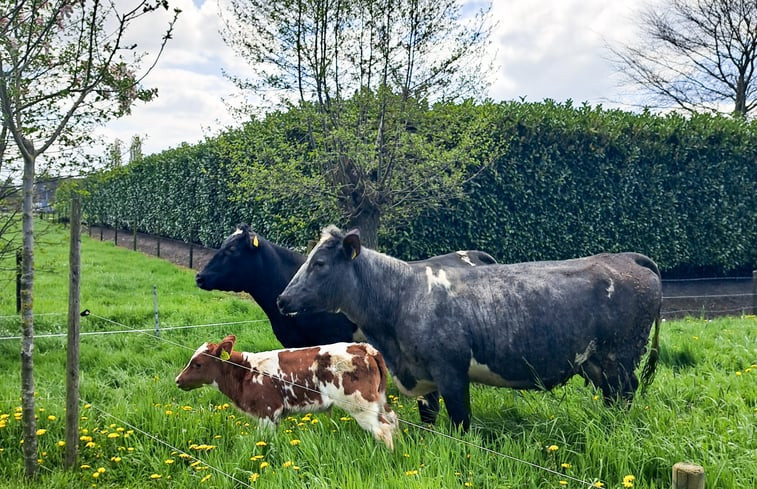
672 462 705 489
65 196 82 469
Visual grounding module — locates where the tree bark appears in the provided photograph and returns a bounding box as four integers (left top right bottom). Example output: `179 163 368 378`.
347 204 380 250
20 147 38 479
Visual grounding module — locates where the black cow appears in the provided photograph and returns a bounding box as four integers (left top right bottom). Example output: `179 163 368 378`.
277 226 663 430
195 224 497 420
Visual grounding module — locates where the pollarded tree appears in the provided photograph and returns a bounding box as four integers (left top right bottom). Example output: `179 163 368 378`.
612 0 757 117
0 0 179 477
221 0 494 247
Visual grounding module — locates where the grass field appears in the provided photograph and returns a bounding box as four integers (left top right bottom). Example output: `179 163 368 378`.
0 222 755 488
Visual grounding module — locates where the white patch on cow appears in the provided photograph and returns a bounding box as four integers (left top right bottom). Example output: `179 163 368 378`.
456 251 476 267
606 279 615 299
393 376 437 397
175 342 209 384
231 228 244 237
573 340 596 367
245 351 281 385
425 266 451 293
468 359 522 387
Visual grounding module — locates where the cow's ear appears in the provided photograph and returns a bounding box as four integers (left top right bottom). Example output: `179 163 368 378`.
217 335 236 360
343 228 361 260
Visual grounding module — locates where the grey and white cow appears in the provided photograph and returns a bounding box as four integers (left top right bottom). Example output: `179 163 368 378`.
277 226 662 430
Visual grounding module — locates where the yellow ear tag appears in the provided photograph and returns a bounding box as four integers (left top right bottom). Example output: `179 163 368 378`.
220 350 231 361
351 249 357 260
252 235 259 247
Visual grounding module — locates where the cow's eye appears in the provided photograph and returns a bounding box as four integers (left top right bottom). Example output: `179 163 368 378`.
192 362 202 369
311 259 326 270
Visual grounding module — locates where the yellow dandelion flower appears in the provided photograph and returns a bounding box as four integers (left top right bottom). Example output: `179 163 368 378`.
593 482 604 488
559 481 568 486
179 453 191 459
255 441 267 447
593 395 600 401
47 415 56 421
97 467 106 474
36 429 46 436
311 418 319 424
283 461 293 468
85 442 96 448
623 475 635 483
547 445 559 453
290 439 301 446
214 435 222 439
80 435 92 442
260 461 270 470
561 463 571 469
57 441 66 447
92 472 100 479
182 406 193 411
201 474 212 483
83 404 91 409
340 416 352 422
250 473 260 482
81 464 91 470
150 474 162 479
464 483 473 487
190 461 201 467
165 410 173 415
111 456 121 463
405 470 419 476
165 459 175 465
250 455 264 461
735 371 742 376
116 427 125 432
623 482 633 488
108 433 120 439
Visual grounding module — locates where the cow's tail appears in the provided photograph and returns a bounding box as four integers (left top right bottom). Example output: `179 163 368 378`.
640 313 661 395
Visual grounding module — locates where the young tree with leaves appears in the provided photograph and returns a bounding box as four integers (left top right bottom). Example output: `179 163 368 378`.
221 0 494 247
612 0 757 117
0 0 179 477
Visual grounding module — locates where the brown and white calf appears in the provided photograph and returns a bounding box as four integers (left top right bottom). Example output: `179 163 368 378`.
175 335 397 449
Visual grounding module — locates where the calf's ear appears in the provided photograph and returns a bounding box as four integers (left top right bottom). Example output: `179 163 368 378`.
216 335 236 360
343 228 361 260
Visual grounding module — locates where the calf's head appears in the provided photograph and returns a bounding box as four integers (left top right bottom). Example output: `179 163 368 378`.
195 225 263 292
175 335 237 391
277 226 360 316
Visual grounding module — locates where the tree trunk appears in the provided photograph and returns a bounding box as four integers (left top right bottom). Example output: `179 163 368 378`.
20 148 38 479
347 204 380 250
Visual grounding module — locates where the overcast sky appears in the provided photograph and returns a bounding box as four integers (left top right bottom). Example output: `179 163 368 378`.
95 0 653 158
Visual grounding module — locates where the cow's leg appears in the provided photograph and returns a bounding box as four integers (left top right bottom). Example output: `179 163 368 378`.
582 354 639 405
417 391 440 424
435 373 471 431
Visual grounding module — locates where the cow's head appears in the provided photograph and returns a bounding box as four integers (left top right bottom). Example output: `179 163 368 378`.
277 225 361 317
196 225 262 291
175 335 237 391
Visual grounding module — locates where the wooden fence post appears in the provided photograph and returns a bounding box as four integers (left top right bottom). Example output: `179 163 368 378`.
132 222 137 251
672 462 704 489
64 196 81 469
752 270 756 315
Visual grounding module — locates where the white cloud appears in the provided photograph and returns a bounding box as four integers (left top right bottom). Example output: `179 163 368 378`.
94 0 654 159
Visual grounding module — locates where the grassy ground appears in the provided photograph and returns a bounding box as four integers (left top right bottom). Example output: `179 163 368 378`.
0 222 754 488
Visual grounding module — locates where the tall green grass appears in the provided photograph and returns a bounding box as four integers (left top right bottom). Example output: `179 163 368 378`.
0 222 754 488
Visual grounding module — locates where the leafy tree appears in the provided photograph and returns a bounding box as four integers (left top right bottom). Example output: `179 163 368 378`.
221 0 494 247
0 0 179 477
612 0 757 117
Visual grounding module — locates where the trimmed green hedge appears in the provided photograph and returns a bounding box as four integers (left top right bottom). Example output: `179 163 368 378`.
72 100 756 275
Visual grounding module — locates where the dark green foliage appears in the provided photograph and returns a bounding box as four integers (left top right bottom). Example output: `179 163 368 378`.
76 100 757 274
